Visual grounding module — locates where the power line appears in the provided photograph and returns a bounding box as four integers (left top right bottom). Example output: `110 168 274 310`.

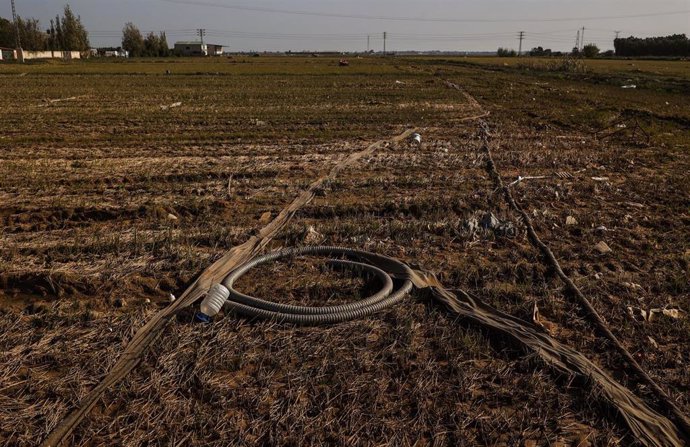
83 26 656 51
84 28 647 42
158 1 690 23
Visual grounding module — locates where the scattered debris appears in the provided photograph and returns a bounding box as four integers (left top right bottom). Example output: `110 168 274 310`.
250 118 267 126
566 216 578 226
479 212 517 238
555 171 574 179
303 225 324 245
410 133 422 146
628 306 647 321
591 177 610 182
594 272 604 280
621 84 637 89
532 302 557 333
595 225 608 233
464 217 480 234
594 241 612 254
145 298 151 304
480 212 500 230
169 293 176 303
47 96 78 104
507 175 546 188
595 118 651 146
622 282 643 291
338 59 350 66
628 306 685 322
655 307 683 320
394 80 406 85
167 213 178 221
160 101 182 110
39 96 83 107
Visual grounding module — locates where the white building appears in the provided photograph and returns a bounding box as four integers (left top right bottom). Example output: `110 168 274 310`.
173 41 223 56
104 49 129 58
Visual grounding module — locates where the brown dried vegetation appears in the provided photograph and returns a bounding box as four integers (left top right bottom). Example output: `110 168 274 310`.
0 56 688 446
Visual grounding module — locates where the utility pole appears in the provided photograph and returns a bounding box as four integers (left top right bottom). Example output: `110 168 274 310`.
575 29 580 52
197 28 206 55
383 31 387 55
518 31 524 56
580 27 585 50
613 31 620 54
11 0 23 62
367 35 370 53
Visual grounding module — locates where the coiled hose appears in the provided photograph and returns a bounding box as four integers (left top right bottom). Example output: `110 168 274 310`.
219 246 414 325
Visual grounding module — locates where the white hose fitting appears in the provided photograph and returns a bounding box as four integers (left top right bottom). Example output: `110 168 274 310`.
197 284 230 322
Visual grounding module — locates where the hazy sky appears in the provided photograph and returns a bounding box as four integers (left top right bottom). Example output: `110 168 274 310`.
2 0 689 52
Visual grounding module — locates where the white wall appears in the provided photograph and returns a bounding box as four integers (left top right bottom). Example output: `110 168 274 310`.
21 50 82 60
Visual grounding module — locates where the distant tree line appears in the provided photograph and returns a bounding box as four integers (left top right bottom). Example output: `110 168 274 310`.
0 5 89 51
529 47 554 57
614 34 690 57
581 44 600 58
498 45 601 58
497 47 517 57
121 23 170 57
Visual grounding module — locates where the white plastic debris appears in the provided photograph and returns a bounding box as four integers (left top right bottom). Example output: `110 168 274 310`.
169 293 176 303
621 85 637 89
161 101 182 110
410 133 422 145
594 241 612 254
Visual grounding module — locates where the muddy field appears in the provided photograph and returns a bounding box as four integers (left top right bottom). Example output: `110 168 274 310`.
1 56 689 446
